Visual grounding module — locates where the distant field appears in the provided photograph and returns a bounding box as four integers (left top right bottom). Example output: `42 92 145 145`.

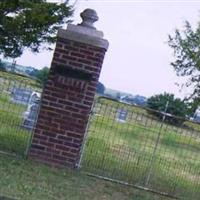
82 98 200 200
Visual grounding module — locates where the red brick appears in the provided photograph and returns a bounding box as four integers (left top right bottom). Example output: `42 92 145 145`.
95 52 105 58
85 96 94 101
69 61 83 68
55 48 70 55
77 58 92 65
64 141 81 148
67 132 83 139
31 144 45 151
58 99 74 106
64 45 79 51
74 103 90 109
46 148 60 154
42 130 57 138
57 134 73 142
51 92 66 99
53 154 67 161
62 54 77 61
53 58 67 64
88 46 106 53
36 124 51 131
48 137 64 144
61 151 77 158
87 86 96 92
85 91 94 96
87 56 103 63
44 111 61 119
70 148 80 154
71 112 85 119
71 52 85 58
49 102 64 109
29 28 107 169
40 140 55 147
80 49 94 56
50 126 65 134
55 144 70 152
34 134 48 141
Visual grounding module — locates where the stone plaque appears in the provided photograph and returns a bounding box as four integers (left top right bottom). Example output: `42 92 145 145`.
116 108 128 123
11 87 32 105
52 64 93 81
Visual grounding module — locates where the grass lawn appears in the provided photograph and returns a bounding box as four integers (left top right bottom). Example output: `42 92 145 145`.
0 73 199 199
82 98 200 199
0 72 41 155
0 93 31 155
0 155 172 200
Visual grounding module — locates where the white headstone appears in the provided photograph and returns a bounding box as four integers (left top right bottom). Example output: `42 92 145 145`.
22 99 40 130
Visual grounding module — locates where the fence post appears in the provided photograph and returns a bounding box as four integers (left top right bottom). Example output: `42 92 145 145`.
28 9 109 168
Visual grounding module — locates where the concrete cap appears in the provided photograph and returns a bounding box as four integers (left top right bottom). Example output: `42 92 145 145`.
79 8 99 30
58 9 109 50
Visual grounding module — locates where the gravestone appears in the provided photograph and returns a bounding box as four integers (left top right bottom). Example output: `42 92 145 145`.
28 92 41 105
11 87 32 105
116 108 128 123
22 98 40 130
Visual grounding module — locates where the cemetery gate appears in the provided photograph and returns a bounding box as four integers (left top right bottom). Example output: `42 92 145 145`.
80 97 200 200
0 72 42 157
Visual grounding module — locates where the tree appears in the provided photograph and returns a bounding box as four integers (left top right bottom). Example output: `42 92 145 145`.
168 21 200 99
96 82 105 95
35 67 49 85
147 93 188 125
0 1 73 58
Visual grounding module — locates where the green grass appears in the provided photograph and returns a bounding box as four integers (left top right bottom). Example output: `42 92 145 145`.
0 74 199 199
0 110 30 155
82 98 200 200
0 73 37 155
0 93 31 155
0 155 172 200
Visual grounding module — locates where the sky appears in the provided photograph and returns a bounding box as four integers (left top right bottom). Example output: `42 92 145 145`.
15 0 200 98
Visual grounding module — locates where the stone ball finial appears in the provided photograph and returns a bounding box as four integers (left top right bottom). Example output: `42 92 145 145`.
79 9 99 29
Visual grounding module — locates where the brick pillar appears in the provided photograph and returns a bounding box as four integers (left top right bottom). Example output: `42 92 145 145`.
28 9 109 168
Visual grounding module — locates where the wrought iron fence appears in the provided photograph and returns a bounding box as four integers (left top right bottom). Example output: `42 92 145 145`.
0 71 42 156
81 97 200 200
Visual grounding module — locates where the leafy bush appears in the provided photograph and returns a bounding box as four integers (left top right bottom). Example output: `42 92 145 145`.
147 93 187 125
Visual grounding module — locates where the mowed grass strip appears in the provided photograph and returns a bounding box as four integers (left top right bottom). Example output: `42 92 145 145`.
0 155 172 200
